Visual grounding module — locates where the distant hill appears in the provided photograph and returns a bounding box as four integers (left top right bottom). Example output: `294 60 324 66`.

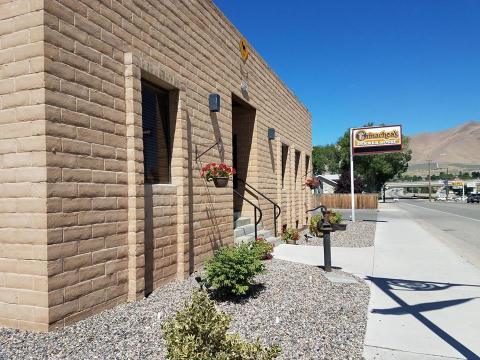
407 121 480 174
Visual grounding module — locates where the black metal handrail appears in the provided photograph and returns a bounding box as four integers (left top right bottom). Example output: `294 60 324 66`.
233 189 262 240
237 178 281 237
306 205 327 214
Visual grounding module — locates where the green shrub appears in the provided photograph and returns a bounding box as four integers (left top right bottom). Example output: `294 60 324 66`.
251 237 273 260
204 244 265 296
309 211 343 238
328 210 343 224
309 214 323 237
162 290 281 360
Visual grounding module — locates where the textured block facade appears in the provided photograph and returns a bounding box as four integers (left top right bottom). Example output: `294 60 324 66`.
0 0 312 331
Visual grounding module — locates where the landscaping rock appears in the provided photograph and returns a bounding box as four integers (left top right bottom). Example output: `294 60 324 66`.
299 221 376 248
0 260 369 360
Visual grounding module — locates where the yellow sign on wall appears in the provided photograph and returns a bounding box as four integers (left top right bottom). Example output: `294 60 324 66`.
239 38 249 62
450 181 464 188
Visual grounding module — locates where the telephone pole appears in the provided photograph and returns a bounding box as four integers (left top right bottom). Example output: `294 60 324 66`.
427 160 432 202
446 167 450 201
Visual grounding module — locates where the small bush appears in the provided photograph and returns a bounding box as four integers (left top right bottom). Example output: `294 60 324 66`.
251 237 273 260
308 211 343 238
163 290 281 360
204 244 265 296
328 211 343 224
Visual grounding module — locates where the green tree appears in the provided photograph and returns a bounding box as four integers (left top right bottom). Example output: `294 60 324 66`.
329 125 412 192
312 144 341 175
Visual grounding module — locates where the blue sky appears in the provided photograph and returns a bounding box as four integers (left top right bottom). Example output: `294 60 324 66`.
213 0 480 145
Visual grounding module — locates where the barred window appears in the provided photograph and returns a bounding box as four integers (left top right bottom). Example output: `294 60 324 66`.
281 144 288 189
141 81 172 184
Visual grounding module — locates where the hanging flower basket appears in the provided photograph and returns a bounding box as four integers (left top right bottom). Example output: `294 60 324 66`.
305 177 320 189
212 177 229 188
201 163 236 188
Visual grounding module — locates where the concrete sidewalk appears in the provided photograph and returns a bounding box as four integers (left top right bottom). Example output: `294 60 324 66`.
273 204 480 359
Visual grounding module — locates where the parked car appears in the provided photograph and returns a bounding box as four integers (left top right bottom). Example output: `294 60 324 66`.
467 194 480 203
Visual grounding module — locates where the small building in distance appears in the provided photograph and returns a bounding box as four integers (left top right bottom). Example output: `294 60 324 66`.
316 174 340 194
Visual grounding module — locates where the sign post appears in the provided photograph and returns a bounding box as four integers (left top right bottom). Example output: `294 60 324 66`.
350 128 355 222
350 125 403 221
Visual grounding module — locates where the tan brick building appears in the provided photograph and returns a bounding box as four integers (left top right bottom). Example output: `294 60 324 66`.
0 0 312 331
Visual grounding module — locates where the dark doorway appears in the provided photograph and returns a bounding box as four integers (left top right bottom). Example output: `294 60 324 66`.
232 94 256 216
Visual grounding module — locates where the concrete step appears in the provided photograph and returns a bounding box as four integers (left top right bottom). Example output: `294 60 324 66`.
266 236 283 247
234 217 251 228
234 235 253 245
238 223 255 237
257 229 273 239
234 229 274 243
233 224 250 238
234 234 282 247
234 224 273 238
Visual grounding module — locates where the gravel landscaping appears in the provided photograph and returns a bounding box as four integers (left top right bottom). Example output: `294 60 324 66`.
299 221 376 247
0 260 369 360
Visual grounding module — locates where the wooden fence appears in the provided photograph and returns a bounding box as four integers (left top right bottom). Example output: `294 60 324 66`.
313 194 378 209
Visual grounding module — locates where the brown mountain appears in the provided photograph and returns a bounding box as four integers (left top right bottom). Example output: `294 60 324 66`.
408 121 480 166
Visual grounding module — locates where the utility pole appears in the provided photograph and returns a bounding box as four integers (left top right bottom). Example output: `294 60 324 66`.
446 167 449 201
427 160 432 202
349 128 355 222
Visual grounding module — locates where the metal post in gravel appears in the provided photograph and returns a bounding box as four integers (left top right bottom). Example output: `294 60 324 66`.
318 208 333 272
323 230 332 272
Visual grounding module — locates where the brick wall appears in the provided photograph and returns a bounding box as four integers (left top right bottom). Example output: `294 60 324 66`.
1 0 312 330
144 184 177 294
0 0 49 332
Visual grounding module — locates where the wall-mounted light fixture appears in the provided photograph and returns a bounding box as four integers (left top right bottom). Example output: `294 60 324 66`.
268 128 276 140
209 93 221 112
240 81 248 93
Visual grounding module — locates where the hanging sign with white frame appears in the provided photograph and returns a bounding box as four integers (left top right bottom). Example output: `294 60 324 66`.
349 124 403 222
352 125 403 155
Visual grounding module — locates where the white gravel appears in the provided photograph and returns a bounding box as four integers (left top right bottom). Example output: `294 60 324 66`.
299 221 376 248
0 260 369 360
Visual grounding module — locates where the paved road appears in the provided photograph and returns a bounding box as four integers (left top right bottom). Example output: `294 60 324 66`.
396 199 480 269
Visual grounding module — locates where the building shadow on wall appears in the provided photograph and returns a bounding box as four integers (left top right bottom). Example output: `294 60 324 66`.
269 139 275 173
188 111 225 269
204 112 226 251
204 183 224 251
210 112 224 163
187 113 195 274
144 184 154 297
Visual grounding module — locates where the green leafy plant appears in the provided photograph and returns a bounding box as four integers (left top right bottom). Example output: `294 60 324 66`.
328 211 343 224
162 290 281 360
309 214 323 237
282 228 299 244
204 244 265 296
251 237 273 260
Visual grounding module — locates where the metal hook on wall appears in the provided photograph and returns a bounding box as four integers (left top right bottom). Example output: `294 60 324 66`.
195 138 223 162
